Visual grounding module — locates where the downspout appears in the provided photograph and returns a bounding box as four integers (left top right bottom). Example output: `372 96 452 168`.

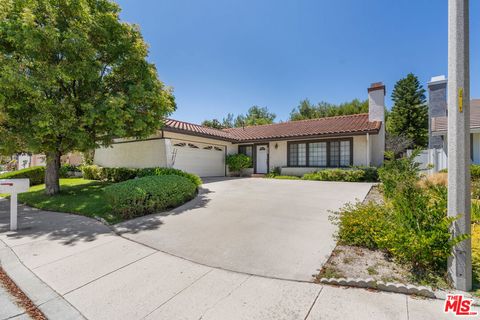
366 133 370 166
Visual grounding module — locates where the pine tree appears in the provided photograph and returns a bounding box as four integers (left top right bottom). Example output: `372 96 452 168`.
387 73 428 148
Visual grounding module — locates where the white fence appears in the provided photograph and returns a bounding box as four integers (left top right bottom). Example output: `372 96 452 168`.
406 148 447 175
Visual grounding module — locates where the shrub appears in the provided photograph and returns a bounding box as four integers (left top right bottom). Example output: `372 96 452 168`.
302 169 365 182
80 165 102 180
331 201 389 249
137 167 202 187
472 165 480 180
226 154 252 174
0 166 45 185
378 150 420 199
104 175 197 219
59 164 81 178
101 167 137 182
376 184 467 273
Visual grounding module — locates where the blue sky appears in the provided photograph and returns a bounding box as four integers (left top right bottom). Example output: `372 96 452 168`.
116 0 479 124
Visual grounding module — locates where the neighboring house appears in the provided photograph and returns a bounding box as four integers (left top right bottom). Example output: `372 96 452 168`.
94 82 386 177
428 75 480 165
14 152 83 170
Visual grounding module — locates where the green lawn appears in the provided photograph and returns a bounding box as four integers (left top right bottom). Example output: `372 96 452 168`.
16 178 121 224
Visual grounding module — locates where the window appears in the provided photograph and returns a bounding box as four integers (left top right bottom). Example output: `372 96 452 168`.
239 145 253 158
288 139 351 167
289 143 306 166
309 142 327 167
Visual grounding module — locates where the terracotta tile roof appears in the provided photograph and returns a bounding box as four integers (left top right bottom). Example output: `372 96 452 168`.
164 113 381 142
223 113 381 142
163 119 236 141
431 99 480 133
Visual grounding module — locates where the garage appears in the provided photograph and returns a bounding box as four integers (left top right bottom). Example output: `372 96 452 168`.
170 140 226 177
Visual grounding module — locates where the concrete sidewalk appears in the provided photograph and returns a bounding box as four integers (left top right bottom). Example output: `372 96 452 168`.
0 199 473 319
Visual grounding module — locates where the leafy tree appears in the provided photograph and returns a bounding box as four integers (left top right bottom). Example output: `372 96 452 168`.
234 106 275 127
0 0 175 195
386 73 428 147
201 119 224 129
290 99 368 120
202 113 235 129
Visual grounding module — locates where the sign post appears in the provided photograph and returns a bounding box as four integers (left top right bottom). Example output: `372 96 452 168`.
447 0 471 291
0 179 30 231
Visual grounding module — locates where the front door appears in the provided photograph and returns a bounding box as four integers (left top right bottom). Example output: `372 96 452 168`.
256 145 268 174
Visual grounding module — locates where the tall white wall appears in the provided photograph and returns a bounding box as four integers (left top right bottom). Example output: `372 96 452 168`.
94 138 167 168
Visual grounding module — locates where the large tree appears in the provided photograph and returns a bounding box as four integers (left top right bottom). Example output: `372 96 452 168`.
202 107 275 129
234 106 275 127
0 0 175 195
386 73 428 148
290 98 368 121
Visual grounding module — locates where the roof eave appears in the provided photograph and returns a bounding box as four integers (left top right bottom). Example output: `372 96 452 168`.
162 127 238 142
232 129 381 144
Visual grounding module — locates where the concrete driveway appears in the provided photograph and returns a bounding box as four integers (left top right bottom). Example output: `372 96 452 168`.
117 178 373 281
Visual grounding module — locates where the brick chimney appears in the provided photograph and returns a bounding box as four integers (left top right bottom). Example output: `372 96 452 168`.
368 82 385 166
427 75 447 149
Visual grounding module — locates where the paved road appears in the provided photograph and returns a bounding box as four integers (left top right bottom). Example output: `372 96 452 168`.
117 178 373 281
0 188 474 319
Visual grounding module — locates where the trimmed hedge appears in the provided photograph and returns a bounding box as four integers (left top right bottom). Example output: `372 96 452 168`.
0 166 45 185
302 167 378 182
79 165 202 187
104 175 197 219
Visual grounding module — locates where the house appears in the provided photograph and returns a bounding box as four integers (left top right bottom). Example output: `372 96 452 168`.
428 75 480 165
94 82 386 177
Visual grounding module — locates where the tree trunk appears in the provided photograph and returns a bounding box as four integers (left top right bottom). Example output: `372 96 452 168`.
45 151 61 195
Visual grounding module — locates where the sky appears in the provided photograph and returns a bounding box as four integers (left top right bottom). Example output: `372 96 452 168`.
115 0 479 124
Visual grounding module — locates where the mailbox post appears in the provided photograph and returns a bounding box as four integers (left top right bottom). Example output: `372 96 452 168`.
0 179 30 231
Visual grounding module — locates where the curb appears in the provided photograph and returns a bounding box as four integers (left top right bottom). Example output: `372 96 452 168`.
318 277 479 304
0 240 86 320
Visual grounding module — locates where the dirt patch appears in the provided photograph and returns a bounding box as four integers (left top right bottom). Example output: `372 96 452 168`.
363 185 384 204
0 267 46 320
315 245 411 284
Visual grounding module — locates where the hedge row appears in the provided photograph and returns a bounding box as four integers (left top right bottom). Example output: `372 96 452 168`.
104 175 197 219
305 167 379 182
0 166 45 185
81 165 202 187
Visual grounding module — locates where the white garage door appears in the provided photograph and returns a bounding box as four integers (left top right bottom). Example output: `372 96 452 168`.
171 140 225 177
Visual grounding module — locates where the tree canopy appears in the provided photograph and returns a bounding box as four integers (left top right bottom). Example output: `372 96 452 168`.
386 73 428 148
202 106 275 129
289 98 369 121
0 0 175 194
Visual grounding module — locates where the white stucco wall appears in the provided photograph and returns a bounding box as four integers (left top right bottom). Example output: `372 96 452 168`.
353 135 368 166
268 141 288 170
369 127 385 167
94 138 167 168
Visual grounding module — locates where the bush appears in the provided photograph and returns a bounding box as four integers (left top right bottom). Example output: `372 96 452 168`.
59 164 81 178
302 169 365 182
331 201 389 249
0 166 45 185
78 165 202 187
226 154 252 174
80 165 103 180
104 175 197 219
136 167 202 187
101 167 137 182
472 165 480 180
378 150 420 199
